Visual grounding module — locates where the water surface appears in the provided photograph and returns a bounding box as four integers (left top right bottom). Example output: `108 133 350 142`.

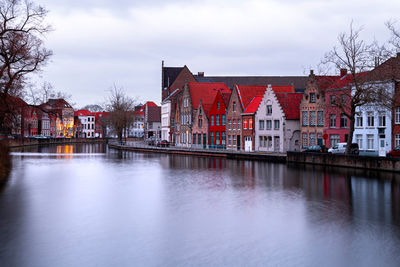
1 144 400 267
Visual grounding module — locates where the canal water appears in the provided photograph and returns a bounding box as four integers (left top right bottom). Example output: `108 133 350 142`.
1 144 400 267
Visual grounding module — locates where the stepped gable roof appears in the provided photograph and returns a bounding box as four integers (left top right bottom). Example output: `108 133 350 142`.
242 96 263 114
188 82 231 109
74 109 93 116
236 85 294 110
275 93 303 120
147 106 161 123
163 66 184 89
195 75 308 90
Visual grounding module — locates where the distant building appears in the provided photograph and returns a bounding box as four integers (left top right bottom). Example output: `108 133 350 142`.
74 110 95 138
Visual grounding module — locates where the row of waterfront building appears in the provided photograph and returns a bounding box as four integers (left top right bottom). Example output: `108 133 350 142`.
160 54 400 156
3 96 162 140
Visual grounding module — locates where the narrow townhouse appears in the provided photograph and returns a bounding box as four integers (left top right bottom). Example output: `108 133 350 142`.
255 85 302 152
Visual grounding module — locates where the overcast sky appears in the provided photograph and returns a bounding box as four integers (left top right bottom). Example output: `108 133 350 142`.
34 0 400 108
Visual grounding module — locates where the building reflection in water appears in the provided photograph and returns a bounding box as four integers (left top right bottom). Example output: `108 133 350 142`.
159 154 400 227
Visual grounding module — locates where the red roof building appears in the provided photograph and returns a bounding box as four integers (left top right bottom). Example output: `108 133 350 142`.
176 82 230 147
255 85 303 152
208 90 231 148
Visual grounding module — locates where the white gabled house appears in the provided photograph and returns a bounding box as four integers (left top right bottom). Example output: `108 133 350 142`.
255 85 303 152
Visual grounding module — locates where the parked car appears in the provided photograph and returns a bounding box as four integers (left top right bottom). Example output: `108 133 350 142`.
146 137 156 146
156 140 170 147
303 145 326 153
386 146 400 157
328 143 359 155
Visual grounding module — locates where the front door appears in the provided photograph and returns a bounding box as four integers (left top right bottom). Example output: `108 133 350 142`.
203 134 206 149
379 138 386 157
237 135 241 150
274 136 280 152
245 136 252 152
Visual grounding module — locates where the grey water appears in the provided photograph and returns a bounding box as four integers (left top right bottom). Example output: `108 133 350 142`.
1 143 400 267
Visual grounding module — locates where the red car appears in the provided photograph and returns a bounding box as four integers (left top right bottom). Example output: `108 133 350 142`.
387 146 400 157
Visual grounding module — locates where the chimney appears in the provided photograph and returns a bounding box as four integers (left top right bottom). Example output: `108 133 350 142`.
198 72 204 77
340 68 347 77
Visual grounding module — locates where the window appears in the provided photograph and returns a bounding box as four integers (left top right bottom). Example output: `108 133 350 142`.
222 132 226 145
367 134 374 150
217 101 220 110
302 133 308 148
228 120 232 130
249 119 253 129
340 114 347 128
267 105 272 115
243 119 247 129
238 120 241 129
330 95 336 105
228 135 231 145
222 115 226 126
341 94 346 104
210 132 214 145
211 115 214 126
198 134 201 144
309 133 316 146
356 113 363 127
274 120 280 130
259 120 265 130
395 134 400 147
310 111 315 126
199 118 202 128
233 120 236 130
310 93 316 103
233 101 236 112
330 134 340 148
216 132 220 145
266 120 272 130
396 107 400 124
330 114 336 128
193 134 196 145
302 111 308 126
367 112 374 127
216 115 220 126
356 134 363 150
378 112 386 127
317 111 323 126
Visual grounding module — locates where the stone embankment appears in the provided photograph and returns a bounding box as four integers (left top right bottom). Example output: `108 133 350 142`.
7 138 107 148
0 142 11 185
109 142 400 173
108 142 287 163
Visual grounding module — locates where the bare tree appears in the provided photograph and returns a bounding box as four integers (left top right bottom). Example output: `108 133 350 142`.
321 22 389 154
386 20 400 52
105 85 136 142
0 0 52 135
25 81 75 106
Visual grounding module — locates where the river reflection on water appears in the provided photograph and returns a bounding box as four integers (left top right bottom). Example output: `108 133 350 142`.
1 144 400 267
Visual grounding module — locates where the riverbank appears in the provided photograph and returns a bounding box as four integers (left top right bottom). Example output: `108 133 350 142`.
0 142 11 185
109 142 400 173
108 143 287 163
6 138 108 148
